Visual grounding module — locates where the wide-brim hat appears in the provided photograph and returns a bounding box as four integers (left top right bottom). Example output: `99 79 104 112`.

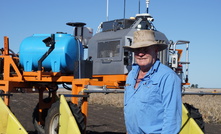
123 30 168 51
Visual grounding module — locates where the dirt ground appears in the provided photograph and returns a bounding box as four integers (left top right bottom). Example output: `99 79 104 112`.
8 93 221 134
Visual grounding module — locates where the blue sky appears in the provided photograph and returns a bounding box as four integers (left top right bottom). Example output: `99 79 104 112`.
1 0 221 88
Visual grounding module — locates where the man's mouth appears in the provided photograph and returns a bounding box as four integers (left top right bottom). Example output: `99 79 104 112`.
137 58 147 60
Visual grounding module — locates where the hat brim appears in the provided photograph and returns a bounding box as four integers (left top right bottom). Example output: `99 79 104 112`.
123 41 168 52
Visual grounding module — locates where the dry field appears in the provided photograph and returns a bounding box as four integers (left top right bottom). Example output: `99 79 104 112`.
182 95 221 123
88 91 221 123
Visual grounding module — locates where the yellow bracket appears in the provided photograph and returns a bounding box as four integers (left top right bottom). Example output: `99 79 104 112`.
0 97 27 134
59 95 81 134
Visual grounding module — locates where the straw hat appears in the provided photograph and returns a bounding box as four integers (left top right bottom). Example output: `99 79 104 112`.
124 30 168 51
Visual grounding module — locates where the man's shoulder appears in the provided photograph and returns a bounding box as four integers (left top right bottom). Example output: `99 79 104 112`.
155 63 181 83
158 62 176 75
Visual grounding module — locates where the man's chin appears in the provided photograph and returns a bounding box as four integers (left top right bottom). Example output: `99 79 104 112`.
139 64 151 69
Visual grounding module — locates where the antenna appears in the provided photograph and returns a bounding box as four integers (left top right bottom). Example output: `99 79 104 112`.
146 0 150 13
106 0 109 21
138 0 140 14
124 0 126 19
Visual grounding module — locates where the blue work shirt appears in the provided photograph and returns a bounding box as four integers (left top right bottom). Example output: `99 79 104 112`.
124 60 182 134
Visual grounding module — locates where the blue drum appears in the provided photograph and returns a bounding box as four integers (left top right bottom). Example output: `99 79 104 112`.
19 33 83 73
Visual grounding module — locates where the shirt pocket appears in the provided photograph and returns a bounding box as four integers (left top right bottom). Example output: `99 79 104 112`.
138 81 159 104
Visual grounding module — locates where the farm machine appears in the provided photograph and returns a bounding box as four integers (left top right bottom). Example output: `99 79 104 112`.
0 1 204 134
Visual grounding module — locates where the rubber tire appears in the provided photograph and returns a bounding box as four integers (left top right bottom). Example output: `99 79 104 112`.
44 101 85 134
33 98 52 134
183 103 205 132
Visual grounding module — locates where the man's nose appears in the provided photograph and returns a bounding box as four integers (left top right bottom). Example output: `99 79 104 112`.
137 52 145 56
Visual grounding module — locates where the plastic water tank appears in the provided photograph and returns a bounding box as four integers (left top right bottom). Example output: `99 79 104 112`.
19 33 83 73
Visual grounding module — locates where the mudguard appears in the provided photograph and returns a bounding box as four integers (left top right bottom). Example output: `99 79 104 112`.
180 104 204 134
59 95 81 134
0 97 27 134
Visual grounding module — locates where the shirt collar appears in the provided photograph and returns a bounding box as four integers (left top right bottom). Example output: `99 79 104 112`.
145 59 160 77
141 60 160 80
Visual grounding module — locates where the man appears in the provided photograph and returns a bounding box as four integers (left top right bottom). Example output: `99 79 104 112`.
124 30 182 134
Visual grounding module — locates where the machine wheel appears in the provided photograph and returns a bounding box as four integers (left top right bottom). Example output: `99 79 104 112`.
44 100 85 134
33 98 53 134
183 103 205 132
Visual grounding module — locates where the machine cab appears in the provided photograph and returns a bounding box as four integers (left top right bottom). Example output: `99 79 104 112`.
88 13 169 75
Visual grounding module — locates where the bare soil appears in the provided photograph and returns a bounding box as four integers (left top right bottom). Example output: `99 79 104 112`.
8 93 221 134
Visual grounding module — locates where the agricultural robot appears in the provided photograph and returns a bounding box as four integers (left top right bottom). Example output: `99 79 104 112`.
0 1 204 134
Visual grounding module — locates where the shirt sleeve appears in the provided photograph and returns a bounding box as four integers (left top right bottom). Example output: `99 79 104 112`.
161 73 182 134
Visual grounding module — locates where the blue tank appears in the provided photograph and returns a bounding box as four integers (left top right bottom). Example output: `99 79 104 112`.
19 33 83 73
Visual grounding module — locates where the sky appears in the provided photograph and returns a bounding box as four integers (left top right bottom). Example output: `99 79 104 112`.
1 0 221 88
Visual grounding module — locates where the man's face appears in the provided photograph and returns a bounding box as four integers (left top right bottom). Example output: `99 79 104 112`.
134 46 157 70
